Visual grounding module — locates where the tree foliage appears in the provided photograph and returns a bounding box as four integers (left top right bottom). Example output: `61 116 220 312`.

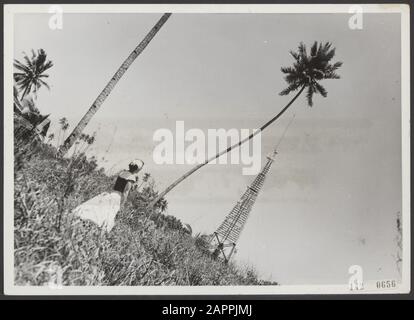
14 49 53 99
280 41 342 106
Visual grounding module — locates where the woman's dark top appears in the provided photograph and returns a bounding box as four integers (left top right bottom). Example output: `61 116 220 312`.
113 170 137 193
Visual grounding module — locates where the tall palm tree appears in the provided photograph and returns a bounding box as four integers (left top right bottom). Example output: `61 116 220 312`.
58 13 172 157
14 49 53 100
56 117 70 147
149 41 342 208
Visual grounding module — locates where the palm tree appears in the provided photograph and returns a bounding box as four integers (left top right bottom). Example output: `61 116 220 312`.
58 13 172 157
14 49 53 100
56 117 68 148
47 133 55 145
61 121 70 145
149 41 342 208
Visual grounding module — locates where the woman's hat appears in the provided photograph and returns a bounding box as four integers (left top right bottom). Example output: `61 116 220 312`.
129 159 144 170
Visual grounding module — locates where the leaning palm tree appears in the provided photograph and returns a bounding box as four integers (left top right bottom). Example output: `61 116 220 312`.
14 49 53 100
58 13 172 157
149 41 342 208
56 117 69 147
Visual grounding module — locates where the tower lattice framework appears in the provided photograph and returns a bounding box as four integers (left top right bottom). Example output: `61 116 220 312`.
211 149 278 263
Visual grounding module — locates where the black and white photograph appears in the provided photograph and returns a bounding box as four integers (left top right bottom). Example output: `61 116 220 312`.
3 4 410 295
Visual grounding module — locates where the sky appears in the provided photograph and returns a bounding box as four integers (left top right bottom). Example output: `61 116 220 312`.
14 12 402 285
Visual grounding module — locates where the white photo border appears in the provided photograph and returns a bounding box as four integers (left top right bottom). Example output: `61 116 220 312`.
3 3 411 295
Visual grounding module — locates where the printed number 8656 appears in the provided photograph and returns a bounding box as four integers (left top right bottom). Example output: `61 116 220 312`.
376 280 397 289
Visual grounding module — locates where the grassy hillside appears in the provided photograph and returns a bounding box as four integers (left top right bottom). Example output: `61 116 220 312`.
14 137 277 286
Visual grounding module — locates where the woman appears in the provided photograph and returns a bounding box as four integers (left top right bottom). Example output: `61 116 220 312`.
73 159 144 232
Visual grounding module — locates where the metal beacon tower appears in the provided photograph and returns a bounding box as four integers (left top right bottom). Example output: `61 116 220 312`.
210 149 278 263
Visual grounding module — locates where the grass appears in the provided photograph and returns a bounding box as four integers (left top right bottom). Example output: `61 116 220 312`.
14 135 277 286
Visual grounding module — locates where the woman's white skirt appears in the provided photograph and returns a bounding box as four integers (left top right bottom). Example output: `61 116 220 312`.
72 191 122 232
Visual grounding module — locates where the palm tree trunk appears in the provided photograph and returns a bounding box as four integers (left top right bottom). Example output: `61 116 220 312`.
58 13 172 157
148 85 306 208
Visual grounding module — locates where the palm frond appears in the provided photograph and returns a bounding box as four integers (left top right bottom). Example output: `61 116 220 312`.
314 82 327 97
298 42 307 58
310 41 318 57
306 86 315 107
23 52 34 70
279 82 300 96
290 50 300 61
13 60 31 73
38 79 51 90
324 71 341 79
281 66 296 74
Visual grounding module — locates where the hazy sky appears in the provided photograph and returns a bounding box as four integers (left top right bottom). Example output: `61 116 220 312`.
14 12 402 285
